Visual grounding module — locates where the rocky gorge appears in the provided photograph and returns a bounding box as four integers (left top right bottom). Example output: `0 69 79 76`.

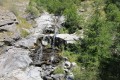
0 7 82 80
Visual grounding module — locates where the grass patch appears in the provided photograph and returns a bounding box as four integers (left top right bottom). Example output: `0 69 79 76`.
63 51 79 63
26 0 41 18
59 27 68 33
54 65 64 74
20 29 29 38
17 17 31 29
17 17 32 37
72 66 81 80
77 67 98 80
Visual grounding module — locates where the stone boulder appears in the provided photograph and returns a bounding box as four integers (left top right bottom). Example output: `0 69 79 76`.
0 46 32 77
0 66 43 80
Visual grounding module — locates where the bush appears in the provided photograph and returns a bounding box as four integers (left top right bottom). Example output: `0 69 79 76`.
26 0 40 18
72 66 81 80
17 17 32 37
63 51 79 62
54 65 64 74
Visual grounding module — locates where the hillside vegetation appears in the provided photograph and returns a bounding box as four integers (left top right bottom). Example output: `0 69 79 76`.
27 0 120 79
1 0 119 79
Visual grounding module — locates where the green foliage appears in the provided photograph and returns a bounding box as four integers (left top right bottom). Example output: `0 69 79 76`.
63 51 79 62
63 5 81 33
17 17 31 37
99 56 120 80
98 0 120 79
104 0 120 56
26 0 40 18
59 27 68 33
79 67 98 80
106 3 120 22
54 65 64 74
21 29 29 38
28 0 120 79
18 17 32 29
72 66 81 80
62 51 83 80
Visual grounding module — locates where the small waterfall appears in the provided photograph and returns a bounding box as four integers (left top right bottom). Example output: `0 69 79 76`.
51 16 60 62
39 43 43 61
35 43 43 63
32 13 65 65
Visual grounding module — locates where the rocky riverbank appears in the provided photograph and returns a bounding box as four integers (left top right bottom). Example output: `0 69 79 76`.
0 9 80 80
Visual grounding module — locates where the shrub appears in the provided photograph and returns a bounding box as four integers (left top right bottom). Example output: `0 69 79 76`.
26 0 40 18
54 65 64 74
17 17 32 37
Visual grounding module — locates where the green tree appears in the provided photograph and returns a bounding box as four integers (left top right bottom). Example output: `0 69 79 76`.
99 0 120 79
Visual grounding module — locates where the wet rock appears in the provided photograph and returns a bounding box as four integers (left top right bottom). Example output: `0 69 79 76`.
51 74 65 80
63 61 71 69
62 59 77 80
40 64 56 77
43 76 53 80
66 72 74 80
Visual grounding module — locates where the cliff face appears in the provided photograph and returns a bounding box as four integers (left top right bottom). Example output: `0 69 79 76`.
0 0 30 47
0 8 20 48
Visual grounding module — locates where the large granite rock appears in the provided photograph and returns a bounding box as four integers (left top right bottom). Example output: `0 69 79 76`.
0 9 18 27
34 12 65 34
0 47 32 77
0 67 43 80
0 46 43 80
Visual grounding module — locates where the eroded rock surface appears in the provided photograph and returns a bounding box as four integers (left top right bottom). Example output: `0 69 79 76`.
0 47 32 76
0 67 43 80
0 9 20 47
